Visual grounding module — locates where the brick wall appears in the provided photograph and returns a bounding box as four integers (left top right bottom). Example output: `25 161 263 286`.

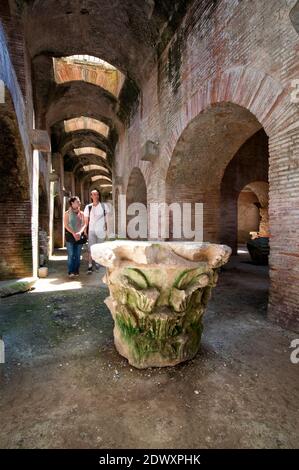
115 0 299 331
0 3 26 96
53 197 63 248
0 0 297 328
0 200 32 279
0 21 32 193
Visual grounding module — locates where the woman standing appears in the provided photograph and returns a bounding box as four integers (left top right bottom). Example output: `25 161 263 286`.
64 196 86 277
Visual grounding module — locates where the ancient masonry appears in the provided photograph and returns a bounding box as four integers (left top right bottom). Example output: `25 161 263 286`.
0 0 298 332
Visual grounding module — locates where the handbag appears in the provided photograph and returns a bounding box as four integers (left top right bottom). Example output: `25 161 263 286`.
76 233 88 245
65 230 76 243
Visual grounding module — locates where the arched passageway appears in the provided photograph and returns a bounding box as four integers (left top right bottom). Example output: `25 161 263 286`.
0 0 298 450
237 182 269 244
126 167 147 240
237 187 260 244
39 176 49 233
53 196 63 249
165 102 271 313
220 128 269 253
166 103 268 246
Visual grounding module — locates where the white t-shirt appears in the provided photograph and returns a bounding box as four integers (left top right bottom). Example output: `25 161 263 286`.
84 203 106 237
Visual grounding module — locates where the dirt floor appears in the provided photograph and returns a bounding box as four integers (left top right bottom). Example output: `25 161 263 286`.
0 247 298 449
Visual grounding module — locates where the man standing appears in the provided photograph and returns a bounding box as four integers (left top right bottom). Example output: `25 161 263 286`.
84 189 107 273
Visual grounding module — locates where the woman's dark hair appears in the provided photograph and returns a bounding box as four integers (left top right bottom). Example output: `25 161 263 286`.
68 196 80 207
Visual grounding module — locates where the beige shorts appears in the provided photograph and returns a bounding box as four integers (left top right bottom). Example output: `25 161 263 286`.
88 231 105 251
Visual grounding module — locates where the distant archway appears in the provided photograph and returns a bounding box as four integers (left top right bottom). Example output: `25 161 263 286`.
238 187 260 244
239 181 269 242
39 175 49 233
126 167 147 240
220 129 269 252
53 196 63 248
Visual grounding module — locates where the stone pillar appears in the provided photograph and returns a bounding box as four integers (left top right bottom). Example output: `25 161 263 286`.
48 179 55 256
51 153 64 248
30 129 51 276
268 113 299 332
31 149 39 277
92 241 231 368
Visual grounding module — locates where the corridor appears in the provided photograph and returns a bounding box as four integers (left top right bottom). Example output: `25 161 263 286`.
0 0 298 452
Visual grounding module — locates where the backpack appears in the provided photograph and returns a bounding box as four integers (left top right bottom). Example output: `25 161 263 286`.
86 203 107 234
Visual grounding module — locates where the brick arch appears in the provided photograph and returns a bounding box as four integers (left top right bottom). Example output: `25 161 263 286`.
60 132 110 159
53 56 124 97
247 181 269 209
39 174 49 232
65 153 111 173
45 81 120 131
166 102 265 241
81 170 112 183
126 167 148 240
126 167 147 206
163 66 284 168
73 161 111 177
81 172 112 199
164 68 285 242
163 67 299 330
124 166 148 199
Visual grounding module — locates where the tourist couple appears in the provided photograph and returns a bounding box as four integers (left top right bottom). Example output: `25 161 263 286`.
64 189 107 278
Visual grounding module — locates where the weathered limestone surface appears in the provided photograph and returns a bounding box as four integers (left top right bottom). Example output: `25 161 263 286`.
92 241 231 368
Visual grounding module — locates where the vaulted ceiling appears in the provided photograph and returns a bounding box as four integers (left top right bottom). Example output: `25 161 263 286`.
20 0 193 194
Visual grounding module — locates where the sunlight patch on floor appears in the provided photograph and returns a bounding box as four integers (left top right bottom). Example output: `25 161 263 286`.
32 277 83 293
49 254 68 261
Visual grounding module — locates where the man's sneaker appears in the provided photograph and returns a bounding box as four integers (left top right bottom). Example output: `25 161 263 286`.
68 273 75 278
74 272 79 277
87 266 93 274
